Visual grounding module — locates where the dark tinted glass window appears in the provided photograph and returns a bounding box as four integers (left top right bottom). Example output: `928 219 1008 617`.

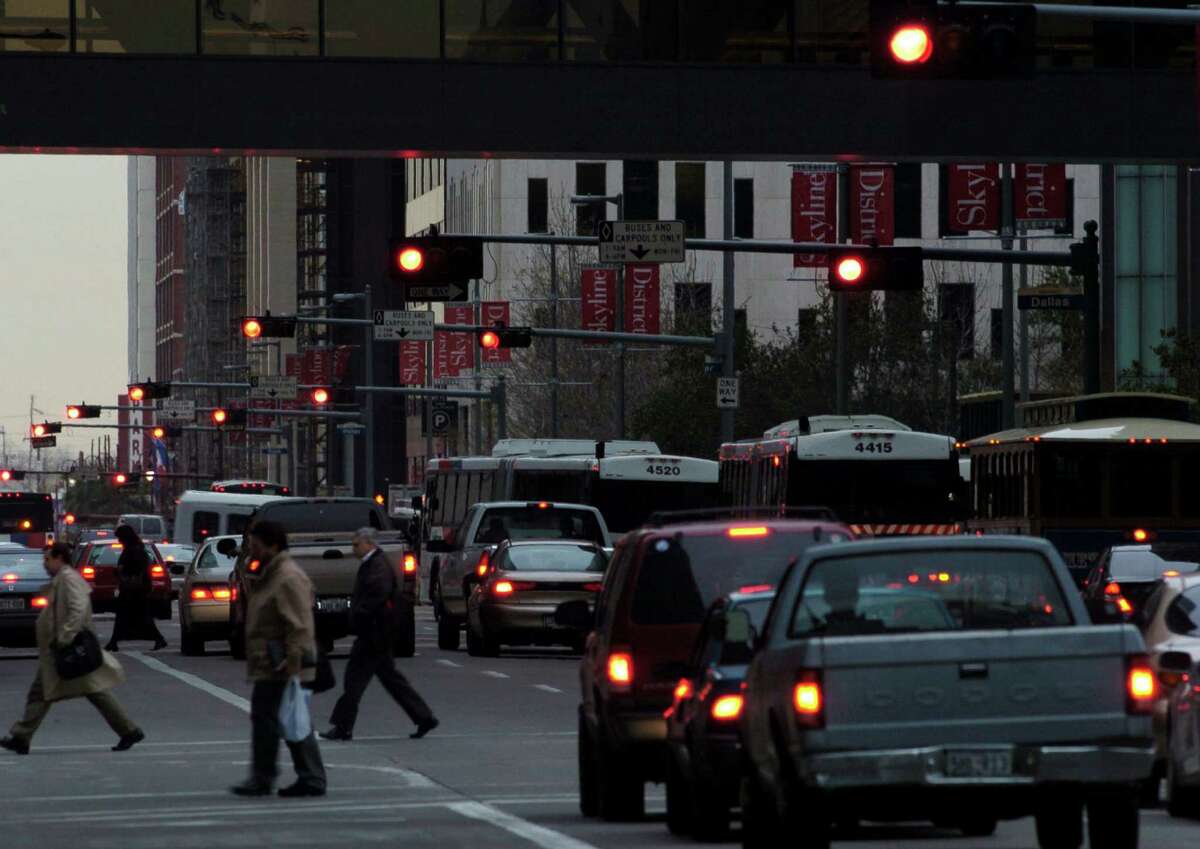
527 178 548 233
623 160 659 220
256 503 387 533
734 178 754 238
473 507 604 545
1111 454 1172 518
791 549 1072 636
501 544 607 572
631 530 844 626
894 163 922 239
1042 449 1103 518
1165 586 1200 636
575 163 607 236
675 163 706 238
193 511 220 543
990 308 1003 360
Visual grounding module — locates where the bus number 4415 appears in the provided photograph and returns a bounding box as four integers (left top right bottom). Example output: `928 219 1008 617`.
855 442 893 454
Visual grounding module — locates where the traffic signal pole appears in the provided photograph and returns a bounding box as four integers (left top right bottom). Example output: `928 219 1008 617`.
1001 165 1016 430
721 161 737 442
835 164 850 415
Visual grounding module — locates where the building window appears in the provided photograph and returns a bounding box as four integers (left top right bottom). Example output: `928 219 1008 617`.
623 160 659 221
527 178 548 233
894 163 922 239
676 163 706 238
674 283 712 331
990 308 1004 361
575 162 607 236
734 178 754 238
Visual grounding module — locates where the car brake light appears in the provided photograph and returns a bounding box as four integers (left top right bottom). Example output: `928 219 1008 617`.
607 652 633 689
793 670 824 727
493 580 514 595
673 678 693 701
150 564 165 577
2 573 16 584
403 554 417 574
31 596 48 608
727 526 770 538
1104 581 1121 596
738 584 772 594
1127 657 1157 713
1117 597 1133 614
231 586 238 601
81 566 95 580
191 588 212 600
710 694 744 721
476 551 490 577
212 588 232 601
582 582 603 593
1160 669 1189 689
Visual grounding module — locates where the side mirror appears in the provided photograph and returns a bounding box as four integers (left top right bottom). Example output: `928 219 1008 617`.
169 564 186 576
216 538 238 557
555 599 594 630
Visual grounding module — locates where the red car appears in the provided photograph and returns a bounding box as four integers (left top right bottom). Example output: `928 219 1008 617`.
74 541 172 620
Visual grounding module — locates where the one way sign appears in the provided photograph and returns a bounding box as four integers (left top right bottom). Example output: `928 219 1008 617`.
599 221 685 264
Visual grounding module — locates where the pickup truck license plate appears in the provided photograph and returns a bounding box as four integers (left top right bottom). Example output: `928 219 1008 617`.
946 750 1012 778
0 598 25 610
542 614 558 627
318 598 349 613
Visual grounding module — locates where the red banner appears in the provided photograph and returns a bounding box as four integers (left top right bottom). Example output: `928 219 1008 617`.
285 353 299 377
792 167 837 267
333 345 353 382
399 341 426 386
433 331 453 380
625 264 661 335
444 305 474 374
581 266 616 345
1015 163 1067 231
849 164 894 246
947 164 1000 233
480 301 511 365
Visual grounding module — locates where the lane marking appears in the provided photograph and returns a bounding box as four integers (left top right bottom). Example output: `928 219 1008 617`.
436 659 462 668
449 800 602 849
481 670 509 679
125 651 250 712
533 685 563 694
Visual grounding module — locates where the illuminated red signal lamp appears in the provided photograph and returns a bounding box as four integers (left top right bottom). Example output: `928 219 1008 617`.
113 473 128 485
396 246 425 273
889 24 933 65
128 386 145 402
310 388 330 406
151 427 165 439
480 330 501 350
241 318 263 339
211 409 228 426
834 256 866 285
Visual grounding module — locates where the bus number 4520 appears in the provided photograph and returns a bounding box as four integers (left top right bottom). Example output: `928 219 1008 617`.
647 465 682 476
854 442 893 454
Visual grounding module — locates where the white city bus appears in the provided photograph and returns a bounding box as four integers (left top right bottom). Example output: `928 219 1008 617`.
415 440 720 598
719 415 965 536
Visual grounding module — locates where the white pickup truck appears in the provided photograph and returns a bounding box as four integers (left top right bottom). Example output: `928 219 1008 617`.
740 535 1155 849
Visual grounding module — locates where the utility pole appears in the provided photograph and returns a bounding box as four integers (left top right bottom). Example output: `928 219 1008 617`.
720 160 737 443
1081 220 1101 394
614 195 626 440
550 238 559 438
363 283 375 499
1001 164 1016 430
1019 235 1030 402
835 165 850 414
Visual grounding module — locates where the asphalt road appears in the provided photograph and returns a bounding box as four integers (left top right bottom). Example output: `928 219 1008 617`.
0 606 1197 849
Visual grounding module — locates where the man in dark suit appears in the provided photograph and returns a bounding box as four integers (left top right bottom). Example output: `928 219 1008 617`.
321 528 438 741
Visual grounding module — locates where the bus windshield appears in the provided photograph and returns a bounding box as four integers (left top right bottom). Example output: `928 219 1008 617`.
789 459 961 524
591 478 721 533
0 493 55 546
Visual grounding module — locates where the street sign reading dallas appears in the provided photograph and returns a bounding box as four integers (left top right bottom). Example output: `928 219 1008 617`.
598 220 685 264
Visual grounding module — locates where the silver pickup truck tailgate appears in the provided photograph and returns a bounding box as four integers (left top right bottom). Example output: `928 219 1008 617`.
808 625 1143 752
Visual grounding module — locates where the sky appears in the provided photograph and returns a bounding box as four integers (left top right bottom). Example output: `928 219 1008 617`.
0 155 127 463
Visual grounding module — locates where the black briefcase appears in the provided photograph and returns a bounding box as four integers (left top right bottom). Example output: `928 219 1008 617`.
301 646 336 694
55 629 103 680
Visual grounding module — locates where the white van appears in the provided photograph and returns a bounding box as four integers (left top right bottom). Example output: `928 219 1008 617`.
173 491 287 545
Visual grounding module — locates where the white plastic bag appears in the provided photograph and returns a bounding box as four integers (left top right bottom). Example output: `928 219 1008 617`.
278 676 312 742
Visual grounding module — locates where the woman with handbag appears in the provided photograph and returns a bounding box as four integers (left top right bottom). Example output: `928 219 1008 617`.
106 524 167 652
0 542 143 755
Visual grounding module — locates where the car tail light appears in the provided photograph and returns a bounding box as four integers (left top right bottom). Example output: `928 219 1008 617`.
1127 656 1157 714
150 564 165 578
81 566 95 580
607 652 634 691
1160 669 1189 689
1104 581 1121 596
710 694 744 721
212 588 232 601
230 586 238 601
793 670 824 727
31 596 48 608
191 588 212 601
727 526 770 539
403 553 417 574
476 551 490 577
582 582 603 593
492 580 534 596
1117 597 1133 614
673 678 693 701
738 583 772 594
2 573 16 584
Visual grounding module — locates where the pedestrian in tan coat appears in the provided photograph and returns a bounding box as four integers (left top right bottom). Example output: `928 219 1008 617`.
230 520 326 798
1 542 143 754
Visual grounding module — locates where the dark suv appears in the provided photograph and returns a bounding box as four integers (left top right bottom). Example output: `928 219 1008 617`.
1083 543 1200 624
559 513 852 821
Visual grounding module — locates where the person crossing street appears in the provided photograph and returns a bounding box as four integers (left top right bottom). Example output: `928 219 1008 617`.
321 527 438 742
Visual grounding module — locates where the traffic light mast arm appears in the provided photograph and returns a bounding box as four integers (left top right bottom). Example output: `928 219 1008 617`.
444 323 716 348
955 1 1200 25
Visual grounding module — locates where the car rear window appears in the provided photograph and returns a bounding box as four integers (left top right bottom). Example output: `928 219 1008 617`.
631 528 843 626
473 507 604 545
89 544 143 566
257 502 386 533
0 553 44 578
197 544 239 572
790 548 1072 636
501 544 606 573
1111 546 1200 580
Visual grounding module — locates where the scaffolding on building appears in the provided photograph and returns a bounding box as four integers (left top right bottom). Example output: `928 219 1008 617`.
296 158 331 495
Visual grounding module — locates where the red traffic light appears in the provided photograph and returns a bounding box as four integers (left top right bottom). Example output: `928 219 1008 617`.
396 246 425 273
67 406 81 419
833 256 866 285
151 427 165 439
32 424 46 438
128 386 145 402
211 409 228 426
889 24 933 64
66 404 101 419
64 513 76 525
242 318 263 339
310 388 330 406
0 470 10 482
113 473 128 485
480 330 501 350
